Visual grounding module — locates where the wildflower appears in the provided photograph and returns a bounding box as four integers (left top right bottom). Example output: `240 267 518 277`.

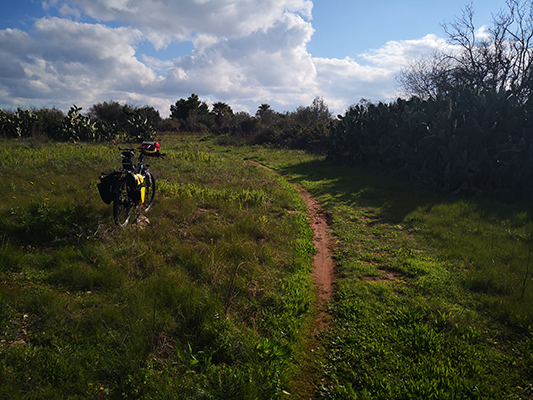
12 196 16 199
30 181 34 185
51 182 54 185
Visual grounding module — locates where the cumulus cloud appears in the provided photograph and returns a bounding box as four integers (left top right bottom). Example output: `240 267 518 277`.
161 12 316 100
0 17 160 108
359 34 447 70
311 35 450 109
0 29 36 83
64 0 313 49
0 0 446 116
313 57 395 109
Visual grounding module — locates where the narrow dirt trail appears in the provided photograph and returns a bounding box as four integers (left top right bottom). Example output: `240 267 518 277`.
251 161 336 397
294 185 335 332
251 161 335 332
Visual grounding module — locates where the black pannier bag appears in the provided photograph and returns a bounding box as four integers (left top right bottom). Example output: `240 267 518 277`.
97 173 119 204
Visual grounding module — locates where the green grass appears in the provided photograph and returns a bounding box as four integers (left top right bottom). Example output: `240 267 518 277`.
0 135 317 399
277 161 533 399
2 134 533 399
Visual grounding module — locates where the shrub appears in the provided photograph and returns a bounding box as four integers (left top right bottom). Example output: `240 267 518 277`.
328 89 533 199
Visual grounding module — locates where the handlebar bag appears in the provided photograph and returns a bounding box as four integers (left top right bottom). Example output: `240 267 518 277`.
139 141 161 157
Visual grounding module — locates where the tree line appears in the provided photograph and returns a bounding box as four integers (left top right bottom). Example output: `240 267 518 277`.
167 94 333 151
2 1 533 199
0 103 160 143
0 95 333 151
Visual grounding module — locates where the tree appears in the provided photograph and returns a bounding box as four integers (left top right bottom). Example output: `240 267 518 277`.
397 0 533 102
88 101 129 128
397 53 457 99
292 97 331 129
211 101 234 127
256 103 272 117
170 94 212 132
170 94 209 121
135 105 161 128
169 98 188 121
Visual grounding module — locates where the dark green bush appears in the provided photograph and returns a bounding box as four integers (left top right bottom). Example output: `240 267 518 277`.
329 89 533 199
214 97 333 152
1 103 159 143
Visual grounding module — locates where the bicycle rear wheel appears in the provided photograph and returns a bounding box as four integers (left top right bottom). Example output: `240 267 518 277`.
113 179 134 227
138 172 156 213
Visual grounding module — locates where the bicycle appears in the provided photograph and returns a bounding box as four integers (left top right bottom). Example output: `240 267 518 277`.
97 142 166 227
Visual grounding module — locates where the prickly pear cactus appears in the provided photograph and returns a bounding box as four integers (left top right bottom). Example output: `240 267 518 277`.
328 89 533 199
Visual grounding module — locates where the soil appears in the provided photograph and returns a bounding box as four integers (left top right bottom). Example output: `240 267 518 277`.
250 161 335 332
295 186 335 333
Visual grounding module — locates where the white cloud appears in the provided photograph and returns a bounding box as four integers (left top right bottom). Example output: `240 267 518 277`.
0 0 448 117
159 11 317 107
475 25 491 41
192 33 222 52
303 34 455 109
0 28 39 56
59 4 82 19
0 17 160 110
65 0 313 48
359 34 447 70
141 55 174 72
312 57 396 108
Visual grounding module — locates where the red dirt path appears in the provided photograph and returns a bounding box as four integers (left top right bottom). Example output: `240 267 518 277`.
251 161 335 332
294 185 335 333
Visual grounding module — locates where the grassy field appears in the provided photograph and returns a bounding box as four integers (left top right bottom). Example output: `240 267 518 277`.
0 134 320 399
278 160 533 399
1 133 532 399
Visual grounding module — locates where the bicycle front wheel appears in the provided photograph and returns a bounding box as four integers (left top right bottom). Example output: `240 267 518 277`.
113 179 134 227
139 172 156 213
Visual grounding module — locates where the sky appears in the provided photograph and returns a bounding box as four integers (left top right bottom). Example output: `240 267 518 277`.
0 0 508 117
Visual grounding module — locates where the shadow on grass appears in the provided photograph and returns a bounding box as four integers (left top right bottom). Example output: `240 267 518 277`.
282 158 533 329
0 199 102 248
280 160 441 223
281 159 533 226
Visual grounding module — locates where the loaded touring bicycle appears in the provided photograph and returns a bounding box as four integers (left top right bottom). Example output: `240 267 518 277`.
97 142 166 227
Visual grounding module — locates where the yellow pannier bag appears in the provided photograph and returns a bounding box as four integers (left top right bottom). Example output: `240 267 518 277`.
127 173 145 204
134 174 145 203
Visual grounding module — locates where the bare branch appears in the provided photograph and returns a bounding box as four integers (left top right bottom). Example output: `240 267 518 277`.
398 0 533 102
